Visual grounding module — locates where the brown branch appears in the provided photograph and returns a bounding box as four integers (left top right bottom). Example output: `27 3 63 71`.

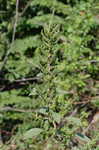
0 130 12 136
0 76 42 91
73 100 90 105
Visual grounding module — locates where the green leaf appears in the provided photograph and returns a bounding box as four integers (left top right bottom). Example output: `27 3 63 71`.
91 96 99 108
75 133 91 145
37 108 49 115
66 117 82 126
51 111 62 124
23 128 43 139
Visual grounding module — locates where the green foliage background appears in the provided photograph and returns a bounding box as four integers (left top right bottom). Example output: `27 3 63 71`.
0 0 99 149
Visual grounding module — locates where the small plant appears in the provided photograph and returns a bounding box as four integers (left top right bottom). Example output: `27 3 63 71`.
0 0 99 149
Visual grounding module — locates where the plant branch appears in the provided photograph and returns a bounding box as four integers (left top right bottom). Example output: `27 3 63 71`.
0 77 42 91
19 0 32 17
0 0 19 71
14 77 42 82
0 107 36 113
